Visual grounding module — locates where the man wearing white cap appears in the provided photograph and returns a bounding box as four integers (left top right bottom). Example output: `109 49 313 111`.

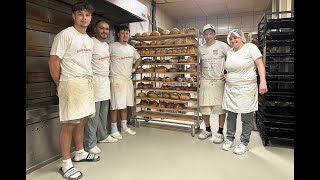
198 24 230 143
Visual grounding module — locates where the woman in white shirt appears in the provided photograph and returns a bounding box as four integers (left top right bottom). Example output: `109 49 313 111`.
221 29 268 155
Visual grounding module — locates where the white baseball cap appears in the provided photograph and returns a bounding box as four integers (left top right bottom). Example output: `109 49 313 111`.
202 24 215 33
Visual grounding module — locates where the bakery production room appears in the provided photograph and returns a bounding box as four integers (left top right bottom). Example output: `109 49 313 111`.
26 0 294 179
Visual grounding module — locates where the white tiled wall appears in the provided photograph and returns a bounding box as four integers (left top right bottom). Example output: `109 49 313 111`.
177 11 265 34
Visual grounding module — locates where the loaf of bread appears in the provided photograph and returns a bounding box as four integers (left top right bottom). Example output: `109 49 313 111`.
187 56 196 63
162 93 171 99
168 67 178 72
145 67 155 72
158 101 167 108
139 100 148 105
142 32 150 37
173 103 185 109
148 100 158 107
174 38 184 44
180 93 190 100
154 77 161 81
137 82 144 89
134 33 142 37
155 66 167 73
170 28 180 34
136 67 145 73
150 31 160 36
138 92 146 97
165 102 174 108
147 91 158 98
143 84 152 89
170 93 180 100
161 29 170 35
187 46 197 54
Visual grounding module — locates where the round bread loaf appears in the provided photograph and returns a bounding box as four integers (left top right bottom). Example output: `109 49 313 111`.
161 29 170 35
142 32 150 37
138 92 146 97
170 28 180 34
135 33 142 37
150 31 160 36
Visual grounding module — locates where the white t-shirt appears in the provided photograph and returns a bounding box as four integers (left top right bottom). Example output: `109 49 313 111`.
50 26 94 81
224 43 262 82
91 37 110 76
109 42 140 80
199 40 230 79
91 37 111 102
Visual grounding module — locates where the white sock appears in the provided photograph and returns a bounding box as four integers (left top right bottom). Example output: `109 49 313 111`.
111 123 118 134
62 159 81 178
62 158 73 172
74 149 88 161
121 120 128 130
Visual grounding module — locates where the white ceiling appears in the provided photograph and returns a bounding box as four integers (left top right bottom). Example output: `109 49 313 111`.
150 0 271 19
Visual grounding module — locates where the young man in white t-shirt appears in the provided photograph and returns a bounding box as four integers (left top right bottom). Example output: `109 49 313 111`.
48 1 99 179
198 24 231 143
84 20 118 155
109 25 142 139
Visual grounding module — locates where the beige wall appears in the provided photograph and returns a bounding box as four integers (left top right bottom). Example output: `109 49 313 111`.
130 0 177 35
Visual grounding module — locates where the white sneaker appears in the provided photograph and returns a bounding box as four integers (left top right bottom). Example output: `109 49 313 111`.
212 133 224 144
222 139 234 151
111 131 123 140
89 146 101 154
98 135 118 143
233 142 248 155
198 130 212 140
122 128 136 135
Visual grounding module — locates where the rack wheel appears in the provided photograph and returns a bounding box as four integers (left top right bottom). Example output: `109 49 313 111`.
264 139 269 146
191 125 195 137
143 116 151 122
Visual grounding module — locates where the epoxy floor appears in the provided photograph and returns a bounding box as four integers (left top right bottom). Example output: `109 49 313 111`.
26 115 294 180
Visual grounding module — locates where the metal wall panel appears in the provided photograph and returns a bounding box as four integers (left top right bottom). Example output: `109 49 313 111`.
26 117 61 174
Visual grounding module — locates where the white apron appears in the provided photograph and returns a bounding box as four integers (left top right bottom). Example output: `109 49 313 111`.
110 77 134 110
58 76 95 121
93 75 111 102
199 79 225 106
222 79 258 113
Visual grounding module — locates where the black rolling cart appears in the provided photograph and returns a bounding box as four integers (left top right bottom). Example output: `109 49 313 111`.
257 11 294 146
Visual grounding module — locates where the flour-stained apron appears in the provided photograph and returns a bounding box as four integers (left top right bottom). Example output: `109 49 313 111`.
222 79 258 113
110 77 134 110
58 76 95 121
199 79 225 106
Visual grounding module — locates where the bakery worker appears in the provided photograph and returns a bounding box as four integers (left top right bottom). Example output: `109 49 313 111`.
84 20 118 155
108 25 142 139
221 29 267 155
198 24 231 143
48 1 99 179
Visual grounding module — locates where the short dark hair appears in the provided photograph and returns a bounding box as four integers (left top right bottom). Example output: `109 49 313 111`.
95 20 109 27
72 1 94 14
119 25 130 32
